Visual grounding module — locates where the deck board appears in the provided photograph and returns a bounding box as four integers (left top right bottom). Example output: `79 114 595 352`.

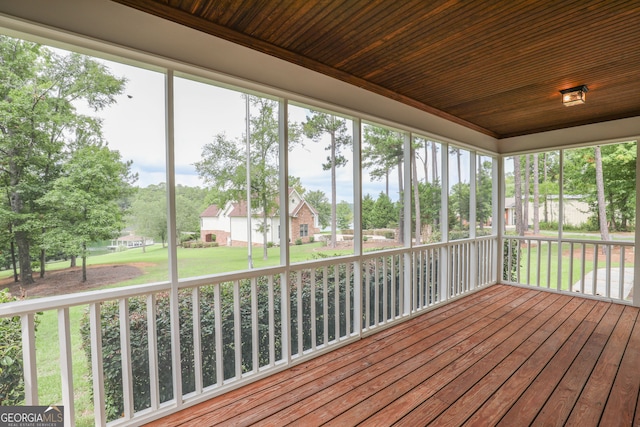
144 284 640 427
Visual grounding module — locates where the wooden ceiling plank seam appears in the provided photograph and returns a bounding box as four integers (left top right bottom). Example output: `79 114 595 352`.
225 0 273 30
386 12 640 106
284 0 363 53
363 0 582 87
400 2 640 83
284 2 380 56
348 0 495 78
322 0 436 67
414 29 640 107
240 0 287 37
196 0 233 21
258 0 323 42
367 0 601 82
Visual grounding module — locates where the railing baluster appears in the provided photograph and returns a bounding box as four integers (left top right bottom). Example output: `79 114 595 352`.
374 257 379 326
365 261 371 329
251 277 258 373
192 288 203 393
311 269 317 350
322 266 328 345
214 284 223 386
391 255 396 317
546 241 552 289
334 264 340 339
119 298 134 418
568 242 574 292
580 243 587 294
593 244 599 296
605 245 612 298
345 263 351 336
268 275 275 366
89 303 106 426
233 280 241 378
296 271 303 355
21 313 38 406
146 294 160 408
58 308 75 427
619 246 625 300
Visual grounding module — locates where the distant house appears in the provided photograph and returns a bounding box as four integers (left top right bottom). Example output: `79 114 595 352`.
108 233 154 250
200 189 320 246
504 196 590 228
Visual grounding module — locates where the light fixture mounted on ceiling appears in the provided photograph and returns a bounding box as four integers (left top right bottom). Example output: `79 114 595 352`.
560 85 588 106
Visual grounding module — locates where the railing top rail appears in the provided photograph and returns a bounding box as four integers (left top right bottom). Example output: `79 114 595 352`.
503 235 634 246
0 281 172 317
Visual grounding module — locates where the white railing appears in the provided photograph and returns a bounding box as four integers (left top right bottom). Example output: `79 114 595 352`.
0 237 498 427
502 236 635 304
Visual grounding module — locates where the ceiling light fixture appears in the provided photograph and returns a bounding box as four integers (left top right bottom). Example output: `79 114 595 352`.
560 85 588 106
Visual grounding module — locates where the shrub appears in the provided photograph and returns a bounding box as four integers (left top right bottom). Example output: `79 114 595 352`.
267 242 274 248
0 289 37 405
384 231 395 240
295 238 303 245
309 236 314 243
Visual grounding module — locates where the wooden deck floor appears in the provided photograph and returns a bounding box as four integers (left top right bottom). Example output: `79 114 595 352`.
146 284 640 426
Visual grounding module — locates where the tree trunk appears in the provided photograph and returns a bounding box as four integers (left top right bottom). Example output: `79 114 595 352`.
594 146 610 241
431 141 438 183
40 248 45 278
70 255 76 268
15 230 34 285
330 132 337 248
412 148 421 245
513 156 524 236
142 237 146 253
397 157 404 244
523 155 529 231
10 239 18 283
543 153 549 223
533 153 540 234
82 242 87 282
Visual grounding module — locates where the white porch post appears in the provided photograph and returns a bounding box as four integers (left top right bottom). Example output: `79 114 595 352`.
469 152 477 290
634 142 640 307
403 132 412 314
278 98 291 360
165 69 182 405
494 156 502 284
440 143 449 302
352 118 363 335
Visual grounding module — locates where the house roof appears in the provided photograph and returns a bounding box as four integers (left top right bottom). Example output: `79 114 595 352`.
199 204 221 218
112 0 640 140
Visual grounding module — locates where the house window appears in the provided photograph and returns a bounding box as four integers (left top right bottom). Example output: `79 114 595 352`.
300 224 308 237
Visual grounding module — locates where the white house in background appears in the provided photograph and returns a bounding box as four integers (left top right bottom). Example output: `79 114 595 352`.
200 189 320 246
504 195 590 228
108 234 154 250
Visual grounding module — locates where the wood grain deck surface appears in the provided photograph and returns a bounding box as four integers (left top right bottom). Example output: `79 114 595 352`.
145 284 640 426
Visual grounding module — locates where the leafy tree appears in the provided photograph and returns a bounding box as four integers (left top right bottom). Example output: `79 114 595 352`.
513 156 524 236
363 126 404 243
371 192 396 229
361 194 375 230
0 36 125 284
304 190 331 229
39 145 135 282
336 201 353 230
564 142 636 232
449 182 470 230
195 96 301 261
129 184 167 248
414 181 441 242
476 160 493 229
302 112 352 248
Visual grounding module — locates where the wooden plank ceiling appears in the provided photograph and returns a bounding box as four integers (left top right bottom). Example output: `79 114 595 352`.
112 0 640 139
